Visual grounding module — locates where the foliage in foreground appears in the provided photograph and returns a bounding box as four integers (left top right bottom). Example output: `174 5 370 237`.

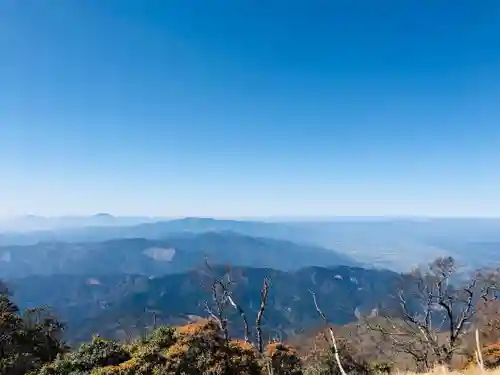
30 318 396 375
33 319 312 375
4 256 500 375
0 285 68 375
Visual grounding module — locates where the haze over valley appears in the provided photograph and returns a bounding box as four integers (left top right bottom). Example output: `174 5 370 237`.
1 214 500 346
2 2 500 373
2 216 500 271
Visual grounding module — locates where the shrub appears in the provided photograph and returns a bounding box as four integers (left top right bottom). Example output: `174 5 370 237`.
164 319 261 375
35 336 131 375
0 291 67 375
302 339 378 375
147 326 176 348
263 342 303 375
475 342 500 369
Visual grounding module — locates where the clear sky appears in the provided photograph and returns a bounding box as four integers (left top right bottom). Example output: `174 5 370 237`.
1 1 500 217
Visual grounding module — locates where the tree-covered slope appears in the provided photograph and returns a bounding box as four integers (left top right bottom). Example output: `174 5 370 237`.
0 231 358 278
9 265 399 344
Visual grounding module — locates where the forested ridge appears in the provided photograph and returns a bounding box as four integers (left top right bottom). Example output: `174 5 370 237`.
3 257 500 375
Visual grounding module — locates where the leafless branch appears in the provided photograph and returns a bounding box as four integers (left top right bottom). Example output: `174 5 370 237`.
202 260 230 341
226 293 250 343
256 278 269 353
202 258 260 345
366 257 500 368
310 289 347 375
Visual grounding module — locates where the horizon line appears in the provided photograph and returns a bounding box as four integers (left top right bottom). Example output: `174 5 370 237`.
2 214 500 221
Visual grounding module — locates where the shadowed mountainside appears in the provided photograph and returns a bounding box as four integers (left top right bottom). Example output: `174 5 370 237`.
0 231 358 278
9 265 400 344
2 217 500 270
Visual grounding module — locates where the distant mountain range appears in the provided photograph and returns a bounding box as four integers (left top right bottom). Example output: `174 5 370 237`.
0 217 302 245
2 216 500 270
0 213 158 232
0 231 358 278
9 265 401 344
2 216 497 347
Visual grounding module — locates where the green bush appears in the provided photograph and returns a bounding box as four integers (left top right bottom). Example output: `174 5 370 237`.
163 319 261 375
477 342 500 369
302 339 381 375
146 326 176 350
0 289 67 375
263 342 303 375
35 336 131 375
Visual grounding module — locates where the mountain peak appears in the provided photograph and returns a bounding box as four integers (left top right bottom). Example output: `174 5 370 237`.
92 213 115 219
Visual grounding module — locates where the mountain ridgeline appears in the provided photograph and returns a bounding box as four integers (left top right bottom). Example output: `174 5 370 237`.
2 217 500 270
2 217 500 349
0 231 358 278
9 265 401 344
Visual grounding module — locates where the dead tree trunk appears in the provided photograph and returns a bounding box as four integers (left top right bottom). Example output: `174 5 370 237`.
256 278 269 353
310 289 347 375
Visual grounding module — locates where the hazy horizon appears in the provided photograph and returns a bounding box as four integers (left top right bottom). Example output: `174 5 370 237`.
2 213 500 221
2 2 499 217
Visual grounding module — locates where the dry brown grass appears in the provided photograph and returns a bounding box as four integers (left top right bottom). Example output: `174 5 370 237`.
400 366 495 375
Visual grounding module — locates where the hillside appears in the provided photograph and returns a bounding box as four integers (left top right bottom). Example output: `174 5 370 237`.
4 255 500 375
2 217 500 270
9 265 400 344
0 217 302 246
0 231 357 278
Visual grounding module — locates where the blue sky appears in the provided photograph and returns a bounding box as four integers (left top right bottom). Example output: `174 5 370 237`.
1 1 500 217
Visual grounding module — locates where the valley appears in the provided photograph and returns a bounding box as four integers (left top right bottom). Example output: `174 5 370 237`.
2 216 500 374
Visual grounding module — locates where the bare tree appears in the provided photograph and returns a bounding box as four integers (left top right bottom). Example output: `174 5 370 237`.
225 275 250 344
310 289 347 375
366 257 500 369
201 259 270 348
256 278 270 353
201 260 234 342
364 316 433 371
144 307 162 332
474 297 500 345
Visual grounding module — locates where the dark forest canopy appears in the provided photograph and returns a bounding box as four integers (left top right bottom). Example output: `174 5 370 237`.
2 257 500 374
